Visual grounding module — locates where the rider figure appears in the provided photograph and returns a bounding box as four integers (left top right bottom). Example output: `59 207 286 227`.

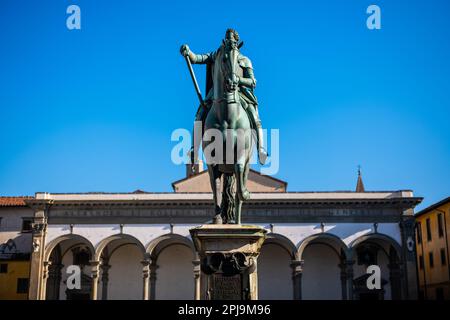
180 29 268 166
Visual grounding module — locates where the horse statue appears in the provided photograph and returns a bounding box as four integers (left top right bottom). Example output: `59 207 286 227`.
181 29 264 224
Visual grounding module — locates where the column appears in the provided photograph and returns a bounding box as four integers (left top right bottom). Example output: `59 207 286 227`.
149 261 158 300
142 260 150 300
345 260 355 300
90 260 100 300
291 259 304 300
193 259 201 300
47 262 63 300
339 260 354 300
389 261 403 300
339 261 347 300
100 263 111 300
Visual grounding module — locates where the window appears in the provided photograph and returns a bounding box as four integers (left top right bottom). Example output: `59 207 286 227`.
426 218 432 241
16 278 29 294
436 288 444 300
0 263 7 273
438 213 444 238
416 222 422 244
21 218 33 233
429 252 434 268
441 248 446 266
419 255 424 270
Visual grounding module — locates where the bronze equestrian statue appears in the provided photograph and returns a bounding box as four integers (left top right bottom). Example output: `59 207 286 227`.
180 29 267 224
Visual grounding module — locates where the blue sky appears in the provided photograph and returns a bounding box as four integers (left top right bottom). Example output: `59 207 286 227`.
0 0 449 210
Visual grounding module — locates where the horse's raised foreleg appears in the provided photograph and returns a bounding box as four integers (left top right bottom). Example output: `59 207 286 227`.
207 165 223 224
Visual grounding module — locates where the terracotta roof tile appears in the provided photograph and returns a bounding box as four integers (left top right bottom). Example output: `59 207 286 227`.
0 196 33 207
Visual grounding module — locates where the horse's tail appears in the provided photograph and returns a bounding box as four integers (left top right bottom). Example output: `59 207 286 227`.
220 173 235 223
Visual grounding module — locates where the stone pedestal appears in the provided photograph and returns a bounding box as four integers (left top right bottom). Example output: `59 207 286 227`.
189 225 267 300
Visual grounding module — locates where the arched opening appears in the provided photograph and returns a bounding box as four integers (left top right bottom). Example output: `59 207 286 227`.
147 234 196 300
258 234 296 300
95 234 146 300
45 234 95 300
299 234 348 300
350 234 402 300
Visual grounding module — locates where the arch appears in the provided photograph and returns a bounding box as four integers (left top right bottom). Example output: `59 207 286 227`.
45 234 95 262
349 233 402 300
348 233 402 260
297 233 349 261
146 233 195 261
259 234 295 299
264 233 298 260
94 234 146 261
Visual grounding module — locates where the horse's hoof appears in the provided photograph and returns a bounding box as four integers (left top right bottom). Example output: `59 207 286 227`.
213 215 223 225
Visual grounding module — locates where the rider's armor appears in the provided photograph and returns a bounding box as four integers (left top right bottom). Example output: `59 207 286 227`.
190 47 267 165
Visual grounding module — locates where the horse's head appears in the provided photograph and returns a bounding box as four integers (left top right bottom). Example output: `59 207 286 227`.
222 29 242 93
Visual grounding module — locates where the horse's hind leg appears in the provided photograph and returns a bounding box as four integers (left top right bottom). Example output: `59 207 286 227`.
235 194 242 225
235 160 251 224
235 163 250 202
208 165 223 224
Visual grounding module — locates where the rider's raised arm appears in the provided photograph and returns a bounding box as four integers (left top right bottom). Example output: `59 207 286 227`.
189 52 213 64
180 44 214 64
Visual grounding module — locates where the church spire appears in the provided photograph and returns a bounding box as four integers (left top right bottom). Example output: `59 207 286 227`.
355 165 365 192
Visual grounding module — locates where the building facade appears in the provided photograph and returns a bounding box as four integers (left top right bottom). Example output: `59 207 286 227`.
415 197 450 299
0 197 33 299
16 169 420 300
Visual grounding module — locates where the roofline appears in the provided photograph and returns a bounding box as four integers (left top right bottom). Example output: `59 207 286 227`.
171 169 288 191
0 196 34 207
415 196 450 218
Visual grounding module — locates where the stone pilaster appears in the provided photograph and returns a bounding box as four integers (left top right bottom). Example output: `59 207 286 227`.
41 261 51 300
400 214 419 299
291 259 304 300
28 204 49 300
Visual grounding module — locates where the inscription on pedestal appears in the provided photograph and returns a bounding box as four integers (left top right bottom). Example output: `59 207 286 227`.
212 274 242 300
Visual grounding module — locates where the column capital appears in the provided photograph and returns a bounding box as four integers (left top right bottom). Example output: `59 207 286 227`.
89 260 101 278
42 261 51 280
141 259 151 267
290 259 304 273
192 259 201 275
